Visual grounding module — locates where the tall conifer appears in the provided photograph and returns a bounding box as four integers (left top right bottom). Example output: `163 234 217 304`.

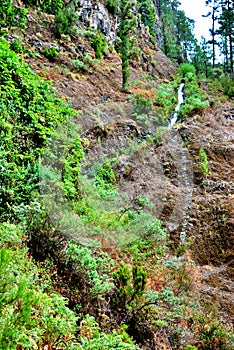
118 0 137 91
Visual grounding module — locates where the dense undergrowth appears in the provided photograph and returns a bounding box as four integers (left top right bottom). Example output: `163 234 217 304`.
0 4 234 349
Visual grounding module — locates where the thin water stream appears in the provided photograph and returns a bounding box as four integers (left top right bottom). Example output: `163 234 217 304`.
167 83 193 243
168 82 185 127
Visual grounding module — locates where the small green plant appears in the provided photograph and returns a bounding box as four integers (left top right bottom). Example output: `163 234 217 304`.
78 315 139 349
62 137 85 199
90 31 107 59
65 242 114 298
10 38 24 53
113 263 147 309
179 95 209 117
222 76 234 97
83 54 100 64
54 7 78 36
43 46 60 61
23 0 63 14
137 196 149 207
106 0 119 15
198 147 211 177
0 224 78 349
184 346 198 350
132 93 154 112
0 1 27 33
178 63 196 77
71 59 91 72
197 319 234 350
95 161 117 199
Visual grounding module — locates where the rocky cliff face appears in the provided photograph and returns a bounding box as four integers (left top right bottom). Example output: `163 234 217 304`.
76 0 162 46
77 0 118 42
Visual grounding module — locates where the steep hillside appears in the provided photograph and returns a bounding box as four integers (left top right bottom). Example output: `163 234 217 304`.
20 7 234 323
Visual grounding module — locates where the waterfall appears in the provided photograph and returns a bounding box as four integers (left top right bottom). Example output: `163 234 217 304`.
179 148 193 243
167 83 185 127
166 82 193 243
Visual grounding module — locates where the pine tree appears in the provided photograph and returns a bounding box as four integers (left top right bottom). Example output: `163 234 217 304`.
190 37 212 77
175 10 195 63
118 0 137 92
203 0 221 68
138 0 157 38
159 0 196 63
218 0 234 76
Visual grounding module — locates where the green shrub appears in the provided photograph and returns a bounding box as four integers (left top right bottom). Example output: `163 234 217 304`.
222 76 234 97
90 31 107 59
178 63 196 77
0 224 78 349
83 54 101 66
95 161 117 199
43 46 60 61
153 84 177 122
113 264 147 308
106 0 119 15
10 38 24 53
132 93 154 112
22 0 63 14
78 315 139 349
54 7 78 36
64 242 114 298
178 76 209 118
198 147 211 177
198 321 233 350
71 59 90 72
0 38 76 220
179 95 209 116
0 0 27 32
61 137 84 199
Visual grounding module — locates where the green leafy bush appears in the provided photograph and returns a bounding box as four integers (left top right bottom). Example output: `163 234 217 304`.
78 315 139 349
64 242 114 298
54 7 78 36
196 316 234 350
179 95 209 116
95 161 117 199
22 0 63 14
178 75 209 118
10 38 24 53
90 31 107 59
0 0 27 32
0 224 78 349
113 264 147 308
222 76 234 97
106 0 119 15
132 93 154 112
198 147 211 177
0 38 76 220
43 46 60 61
178 63 196 77
72 59 90 72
